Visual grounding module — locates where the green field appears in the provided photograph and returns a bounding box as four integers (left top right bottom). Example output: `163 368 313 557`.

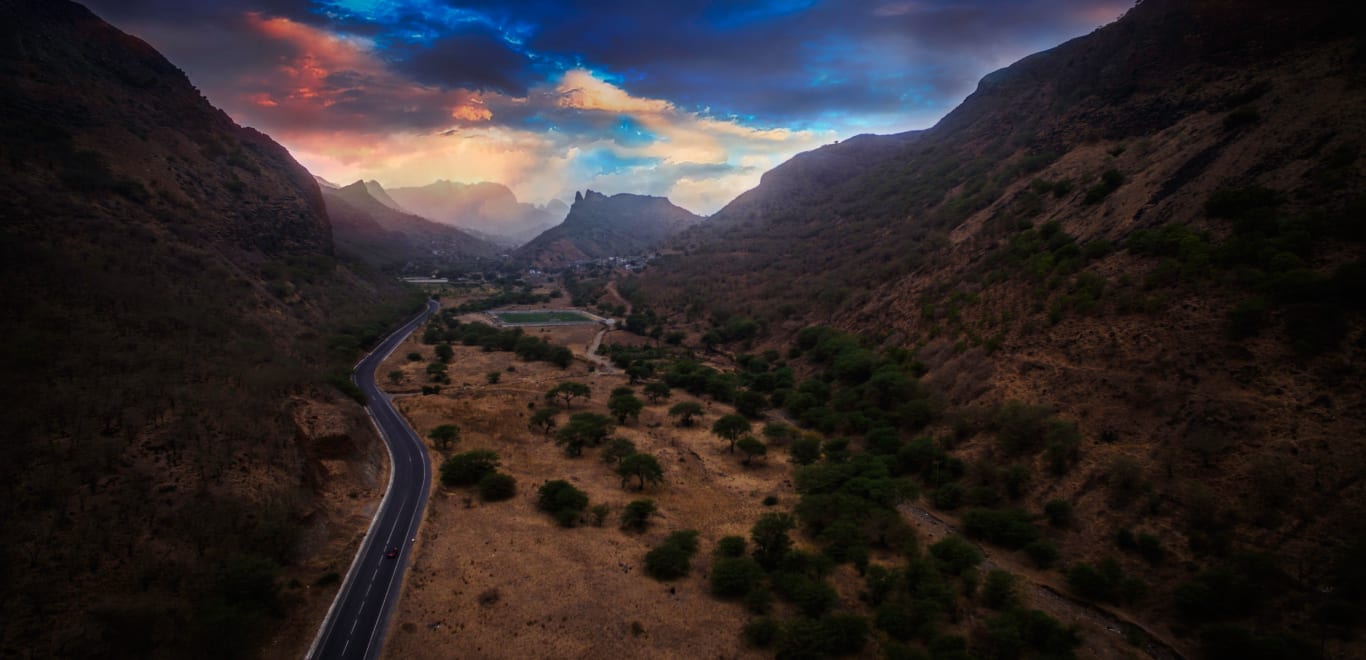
491 310 596 325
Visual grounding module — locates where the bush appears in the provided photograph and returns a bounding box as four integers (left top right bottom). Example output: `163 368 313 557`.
743 618 780 647
710 557 766 598
440 450 500 486
932 483 964 510
644 530 700 580
962 508 1040 549
619 499 657 531
536 480 589 527
1044 499 1074 527
477 472 516 501
789 435 822 465
929 536 982 575
1066 558 1146 604
714 535 747 558
982 570 1018 609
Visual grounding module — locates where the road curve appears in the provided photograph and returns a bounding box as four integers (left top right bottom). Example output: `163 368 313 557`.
307 299 438 660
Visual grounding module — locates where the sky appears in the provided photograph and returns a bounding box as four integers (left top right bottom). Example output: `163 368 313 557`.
85 0 1131 214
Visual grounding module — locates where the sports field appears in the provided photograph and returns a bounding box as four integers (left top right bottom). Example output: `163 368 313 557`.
489 310 596 325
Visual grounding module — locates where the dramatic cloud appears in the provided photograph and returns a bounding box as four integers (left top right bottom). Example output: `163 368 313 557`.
84 0 1131 212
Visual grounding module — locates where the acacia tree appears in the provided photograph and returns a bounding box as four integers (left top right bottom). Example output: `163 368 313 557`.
428 424 460 450
617 453 664 491
736 436 767 466
643 382 671 403
712 414 752 453
609 393 644 425
529 408 558 436
545 382 591 409
751 512 795 569
601 437 636 465
555 413 614 457
669 401 704 427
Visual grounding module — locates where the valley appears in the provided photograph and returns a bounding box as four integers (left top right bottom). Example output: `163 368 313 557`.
4 1 1364 659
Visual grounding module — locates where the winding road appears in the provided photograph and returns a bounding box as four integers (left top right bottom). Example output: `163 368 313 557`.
306 299 439 660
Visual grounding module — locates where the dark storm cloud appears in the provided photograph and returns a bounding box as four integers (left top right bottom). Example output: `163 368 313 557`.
387 31 536 95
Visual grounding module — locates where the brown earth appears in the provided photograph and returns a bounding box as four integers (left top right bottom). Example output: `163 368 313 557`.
376 320 1155 659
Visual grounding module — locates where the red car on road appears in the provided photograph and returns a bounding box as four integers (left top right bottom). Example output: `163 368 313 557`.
385 546 399 559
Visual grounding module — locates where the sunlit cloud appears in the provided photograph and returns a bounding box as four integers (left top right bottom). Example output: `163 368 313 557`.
84 0 1130 214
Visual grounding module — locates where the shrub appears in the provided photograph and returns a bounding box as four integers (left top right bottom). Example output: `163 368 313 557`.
1044 499 1074 527
982 570 1018 609
789 435 822 465
932 483 964 510
743 618 780 647
619 499 657 531
644 530 700 580
440 450 500 486
536 480 589 527
929 536 982 575
477 472 516 501
714 535 747 558
710 557 766 598
961 508 1040 549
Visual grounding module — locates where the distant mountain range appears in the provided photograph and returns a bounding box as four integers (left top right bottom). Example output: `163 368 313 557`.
386 180 565 246
515 189 703 267
322 180 500 269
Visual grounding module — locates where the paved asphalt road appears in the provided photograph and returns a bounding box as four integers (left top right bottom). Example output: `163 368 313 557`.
307 299 438 660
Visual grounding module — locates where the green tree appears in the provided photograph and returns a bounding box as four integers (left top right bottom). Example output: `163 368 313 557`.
608 393 644 424
714 536 747 558
710 557 765 598
425 361 448 382
529 407 558 436
982 570 1018 609
751 512 796 569
643 382 671 403
486 371 501 384
600 437 636 465
763 422 796 445
427 424 460 450
668 401 704 427
434 343 454 363
440 450 499 486
789 435 822 465
712 414 752 453
644 530 700 580
387 370 403 385
555 413 614 457
736 436 767 466
536 480 589 527
545 381 591 409
617 452 664 491
477 472 516 501
620 498 657 531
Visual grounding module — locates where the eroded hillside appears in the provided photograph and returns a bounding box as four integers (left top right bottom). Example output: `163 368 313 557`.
636 0 1366 655
0 1 424 656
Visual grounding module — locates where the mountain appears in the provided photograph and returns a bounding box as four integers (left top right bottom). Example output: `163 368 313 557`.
640 0 1366 653
516 189 703 267
386 180 562 246
314 175 340 189
323 179 500 269
362 178 406 212
0 1 425 656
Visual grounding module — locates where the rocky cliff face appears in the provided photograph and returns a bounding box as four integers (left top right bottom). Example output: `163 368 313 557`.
0 1 423 656
516 189 703 267
642 0 1366 654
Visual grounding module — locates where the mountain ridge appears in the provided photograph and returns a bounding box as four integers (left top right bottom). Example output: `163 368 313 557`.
516 189 703 267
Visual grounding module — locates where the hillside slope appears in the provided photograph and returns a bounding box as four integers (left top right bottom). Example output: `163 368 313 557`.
640 0 1366 654
323 180 500 270
517 189 703 267
0 1 424 657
